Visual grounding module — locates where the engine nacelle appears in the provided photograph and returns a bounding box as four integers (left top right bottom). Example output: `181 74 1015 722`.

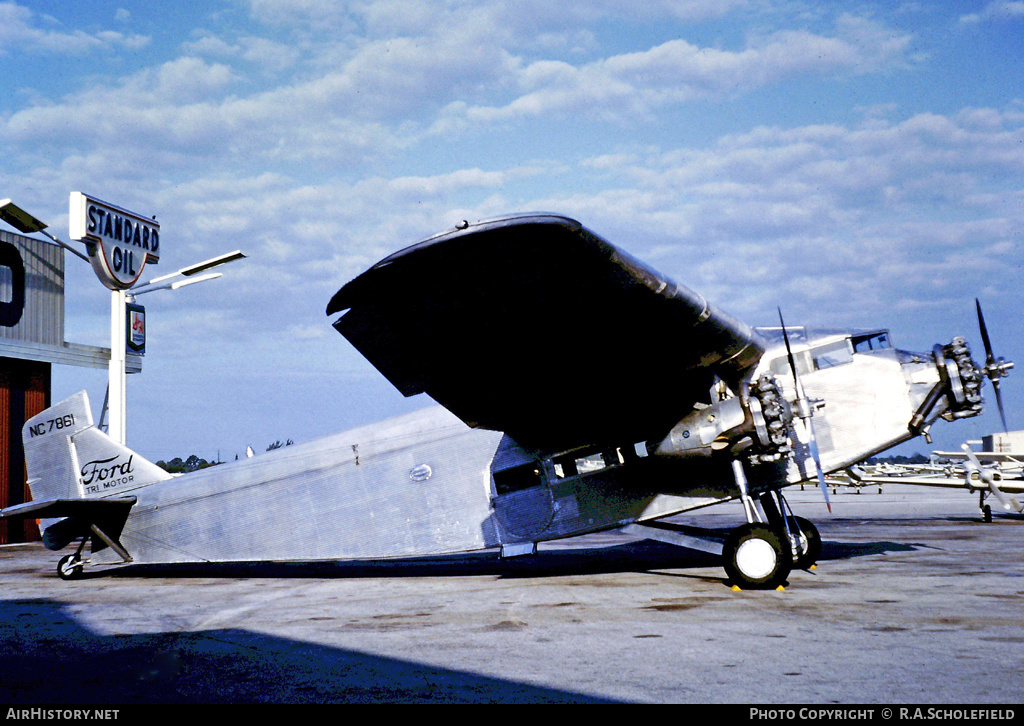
909 337 984 435
653 374 792 464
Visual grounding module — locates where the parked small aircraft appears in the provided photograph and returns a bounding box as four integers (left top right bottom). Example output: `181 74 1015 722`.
849 445 1024 522
0 214 1013 588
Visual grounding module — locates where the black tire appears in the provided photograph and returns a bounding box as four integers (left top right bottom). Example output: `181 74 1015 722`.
722 523 792 590
788 516 821 570
982 504 992 523
57 554 84 581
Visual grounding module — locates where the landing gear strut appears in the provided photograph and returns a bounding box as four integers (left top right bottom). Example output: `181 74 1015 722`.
53 523 133 581
57 538 89 581
722 461 810 589
758 492 821 571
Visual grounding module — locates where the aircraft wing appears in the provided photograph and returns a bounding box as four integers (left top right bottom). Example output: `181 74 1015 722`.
327 214 765 452
931 451 1024 465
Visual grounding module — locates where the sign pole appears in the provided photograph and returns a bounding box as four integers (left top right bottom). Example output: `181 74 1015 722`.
109 288 127 445
69 192 159 446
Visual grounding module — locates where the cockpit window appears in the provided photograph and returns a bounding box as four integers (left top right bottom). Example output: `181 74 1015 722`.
851 331 891 353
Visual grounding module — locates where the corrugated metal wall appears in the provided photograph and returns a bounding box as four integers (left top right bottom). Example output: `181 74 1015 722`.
0 357 50 543
0 231 62 544
0 229 64 347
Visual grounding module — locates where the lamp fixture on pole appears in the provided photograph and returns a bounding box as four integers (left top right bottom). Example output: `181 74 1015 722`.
0 199 90 262
108 251 246 444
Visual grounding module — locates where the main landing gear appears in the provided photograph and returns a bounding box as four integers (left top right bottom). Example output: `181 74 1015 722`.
722 462 821 589
721 499 820 590
722 523 791 590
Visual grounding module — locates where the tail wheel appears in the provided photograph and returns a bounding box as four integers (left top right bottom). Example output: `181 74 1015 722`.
723 523 792 590
788 516 821 570
57 554 85 581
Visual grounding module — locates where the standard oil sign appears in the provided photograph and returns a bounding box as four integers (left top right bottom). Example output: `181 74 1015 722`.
69 192 160 289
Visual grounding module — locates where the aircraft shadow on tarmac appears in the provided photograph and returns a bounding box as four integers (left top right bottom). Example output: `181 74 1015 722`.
0 598 620 704
102 534 921 582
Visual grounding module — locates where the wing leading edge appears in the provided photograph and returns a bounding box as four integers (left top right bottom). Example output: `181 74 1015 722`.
327 214 764 452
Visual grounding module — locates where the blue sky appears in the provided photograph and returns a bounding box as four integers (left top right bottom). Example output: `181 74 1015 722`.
1 1 1022 463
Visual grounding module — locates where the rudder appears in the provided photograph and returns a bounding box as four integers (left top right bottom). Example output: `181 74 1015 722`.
23 391 171 504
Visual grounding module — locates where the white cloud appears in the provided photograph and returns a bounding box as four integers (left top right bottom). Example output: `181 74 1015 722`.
0 2 149 54
183 31 301 75
960 1 1024 23
452 17 912 125
504 107 1024 326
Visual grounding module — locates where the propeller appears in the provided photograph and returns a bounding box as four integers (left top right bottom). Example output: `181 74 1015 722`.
778 309 832 513
961 444 1022 513
975 299 1013 433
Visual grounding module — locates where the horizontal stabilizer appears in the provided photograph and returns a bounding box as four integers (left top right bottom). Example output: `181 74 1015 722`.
0 496 136 553
0 496 137 521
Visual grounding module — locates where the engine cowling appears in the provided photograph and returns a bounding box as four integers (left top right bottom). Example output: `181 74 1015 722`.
909 337 983 435
653 374 793 464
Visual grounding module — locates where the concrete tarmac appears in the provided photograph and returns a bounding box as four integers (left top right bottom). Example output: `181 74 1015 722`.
1 484 1022 704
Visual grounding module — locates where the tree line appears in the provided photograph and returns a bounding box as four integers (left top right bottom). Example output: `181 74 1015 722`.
156 440 294 473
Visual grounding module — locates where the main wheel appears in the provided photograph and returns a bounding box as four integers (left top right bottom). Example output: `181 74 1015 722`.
57 554 85 581
722 523 792 590
787 516 821 570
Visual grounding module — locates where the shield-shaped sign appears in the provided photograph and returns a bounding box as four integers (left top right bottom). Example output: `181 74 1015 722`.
69 192 160 290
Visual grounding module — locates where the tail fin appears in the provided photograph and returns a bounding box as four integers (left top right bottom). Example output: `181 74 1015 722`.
23 391 172 503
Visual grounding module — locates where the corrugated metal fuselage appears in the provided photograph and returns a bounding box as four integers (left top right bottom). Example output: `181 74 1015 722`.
94 407 501 565
82 330 946 567
90 408 742 567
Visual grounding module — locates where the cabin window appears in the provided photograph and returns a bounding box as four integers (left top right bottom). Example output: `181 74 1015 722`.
552 452 605 479
493 462 544 496
770 350 812 378
551 453 581 479
551 445 644 479
811 340 854 370
851 331 891 353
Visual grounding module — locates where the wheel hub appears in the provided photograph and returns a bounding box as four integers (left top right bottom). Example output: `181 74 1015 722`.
735 537 778 580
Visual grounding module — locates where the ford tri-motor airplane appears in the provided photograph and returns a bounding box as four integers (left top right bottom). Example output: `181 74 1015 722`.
1 215 1013 589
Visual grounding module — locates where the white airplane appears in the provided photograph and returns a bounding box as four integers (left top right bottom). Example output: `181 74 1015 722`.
827 460 954 494
0 214 1013 589
850 445 1024 522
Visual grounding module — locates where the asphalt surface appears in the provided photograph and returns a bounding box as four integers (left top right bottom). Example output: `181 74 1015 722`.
0 483 1021 704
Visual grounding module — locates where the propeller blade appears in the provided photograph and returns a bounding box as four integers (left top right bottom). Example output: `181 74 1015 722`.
975 299 1013 433
992 379 1009 434
962 444 1023 512
778 308 801 394
976 298 995 366
807 433 832 513
778 308 831 512
961 443 986 475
